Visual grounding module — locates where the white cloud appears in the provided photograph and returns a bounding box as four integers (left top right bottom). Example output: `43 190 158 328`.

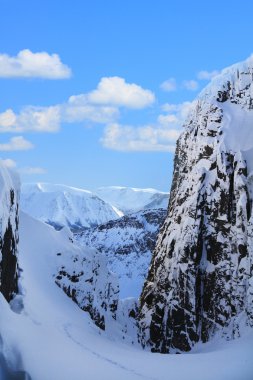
101 100 196 152
183 80 199 91
20 167 47 175
0 159 46 175
197 70 220 80
87 77 155 109
101 123 180 152
0 109 16 127
0 106 61 133
0 76 155 132
160 78 177 92
158 114 179 126
0 136 34 151
0 49 71 79
0 158 17 168
161 101 194 122
64 95 119 123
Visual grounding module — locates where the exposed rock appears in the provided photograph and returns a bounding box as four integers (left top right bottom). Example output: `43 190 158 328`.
54 245 119 330
139 56 253 353
0 164 20 302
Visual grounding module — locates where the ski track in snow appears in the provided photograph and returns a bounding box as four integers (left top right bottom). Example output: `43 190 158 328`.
63 323 158 380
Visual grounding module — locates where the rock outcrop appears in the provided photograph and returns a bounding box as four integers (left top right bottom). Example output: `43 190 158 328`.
139 56 253 353
0 163 19 302
53 230 119 330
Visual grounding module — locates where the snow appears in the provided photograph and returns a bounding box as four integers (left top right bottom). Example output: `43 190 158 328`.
95 186 169 214
139 55 253 352
0 211 252 379
1 56 253 378
20 183 169 230
21 182 122 229
75 209 166 298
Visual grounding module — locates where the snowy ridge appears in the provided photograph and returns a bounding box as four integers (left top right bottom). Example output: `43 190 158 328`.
139 55 253 353
21 182 122 230
95 186 169 214
75 208 167 298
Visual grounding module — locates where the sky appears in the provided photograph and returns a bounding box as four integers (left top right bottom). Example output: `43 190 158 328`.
0 0 252 191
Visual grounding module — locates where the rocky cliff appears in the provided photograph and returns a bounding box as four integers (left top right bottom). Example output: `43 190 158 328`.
139 56 253 353
0 163 20 302
54 241 119 330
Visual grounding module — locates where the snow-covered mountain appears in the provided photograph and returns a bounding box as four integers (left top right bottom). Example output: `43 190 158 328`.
75 208 167 298
0 124 252 379
95 186 169 214
21 182 122 230
139 56 253 353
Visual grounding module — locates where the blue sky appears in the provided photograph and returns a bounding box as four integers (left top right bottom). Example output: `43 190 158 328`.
0 0 252 191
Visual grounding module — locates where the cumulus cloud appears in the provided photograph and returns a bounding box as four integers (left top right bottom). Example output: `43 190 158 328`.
161 101 194 122
0 136 34 151
87 76 155 109
183 80 199 91
0 159 46 175
101 100 195 152
158 114 178 126
101 123 179 152
64 95 119 123
160 78 177 92
0 76 155 132
197 70 220 80
0 107 61 133
0 49 71 79
0 158 17 168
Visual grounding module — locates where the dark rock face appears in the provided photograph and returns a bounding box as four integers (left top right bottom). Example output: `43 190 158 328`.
54 247 119 330
0 219 19 302
0 168 19 302
76 209 166 258
139 58 253 353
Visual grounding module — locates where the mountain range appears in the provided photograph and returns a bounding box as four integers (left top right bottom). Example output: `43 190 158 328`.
21 183 169 230
0 56 253 379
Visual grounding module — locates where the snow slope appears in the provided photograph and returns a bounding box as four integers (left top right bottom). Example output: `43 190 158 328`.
21 182 122 230
95 186 169 214
0 211 253 380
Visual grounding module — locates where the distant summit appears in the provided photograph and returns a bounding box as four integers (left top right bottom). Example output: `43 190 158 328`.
95 186 169 214
21 182 122 230
21 183 169 230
